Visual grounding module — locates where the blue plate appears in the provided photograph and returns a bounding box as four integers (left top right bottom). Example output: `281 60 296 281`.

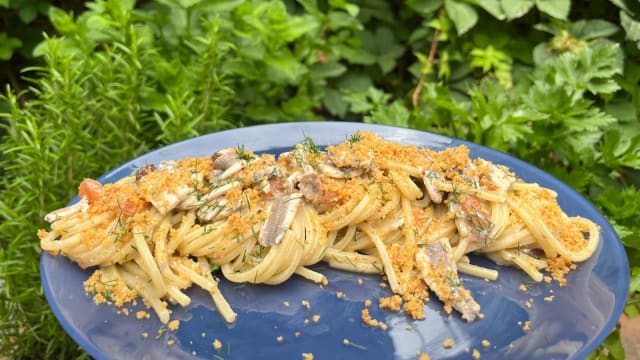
41 122 629 360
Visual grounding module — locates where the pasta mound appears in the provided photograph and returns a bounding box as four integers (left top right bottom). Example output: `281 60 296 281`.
39 132 600 327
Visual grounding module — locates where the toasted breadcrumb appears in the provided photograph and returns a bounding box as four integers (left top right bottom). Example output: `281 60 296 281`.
443 338 454 348
418 353 430 360
312 315 320 323
302 353 314 360
357 278 363 285
295 331 301 337
379 295 402 311
361 308 388 330
283 301 290 307
336 291 345 299
544 295 555 303
481 339 490 348
168 319 180 332
141 332 149 339
136 310 150 320
364 299 372 308
523 321 531 331
277 336 284 343
167 339 175 346
472 348 480 359
213 339 222 350
519 284 527 292
301 300 311 310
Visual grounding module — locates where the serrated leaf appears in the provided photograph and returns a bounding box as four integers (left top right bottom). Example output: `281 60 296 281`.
571 19 619 40
563 107 617 132
621 11 640 41
365 101 410 127
501 0 534 20
598 186 640 220
475 0 504 20
601 126 640 169
535 0 570 19
604 100 637 121
444 0 478 35
323 88 349 117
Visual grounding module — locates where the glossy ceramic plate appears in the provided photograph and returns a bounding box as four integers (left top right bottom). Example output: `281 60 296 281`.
41 122 629 360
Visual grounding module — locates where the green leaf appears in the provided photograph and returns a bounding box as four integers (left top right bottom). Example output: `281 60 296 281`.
406 0 443 15
310 62 347 79
279 15 319 42
444 0 478 35
571 19 619 40
600 326 625 359
601 126 640 169
631 267 640 293
475 0 504 20
535 0 570 19
196 0 244 12
597 186 640 220
338 44 377 65
18 4 39 23
365 101 410 127
604 99 637 121
0 0 9 7
501 0 535 20
49 7 77 34
0 33 22 60
323 88 349 117
620 11 640 41
327 12 362 30
264 53 305 83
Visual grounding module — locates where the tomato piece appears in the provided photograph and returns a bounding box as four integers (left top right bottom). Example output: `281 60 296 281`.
78 178 103 204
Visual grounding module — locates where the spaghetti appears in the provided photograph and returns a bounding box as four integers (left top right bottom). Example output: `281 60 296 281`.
39 132 600 324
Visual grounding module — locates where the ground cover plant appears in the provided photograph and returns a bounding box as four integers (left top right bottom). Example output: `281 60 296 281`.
1 0 639 358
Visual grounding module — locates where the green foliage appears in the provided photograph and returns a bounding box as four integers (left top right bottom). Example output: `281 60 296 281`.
1 0 640 358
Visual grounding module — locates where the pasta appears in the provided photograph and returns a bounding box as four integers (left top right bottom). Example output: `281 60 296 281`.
39 132 600 325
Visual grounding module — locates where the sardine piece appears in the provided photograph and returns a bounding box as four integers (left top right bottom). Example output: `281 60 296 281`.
259 193 303 247
179 181 241 210
212 149 240 171
455 195 492 253
211 149 246 180
297 172 322 204
422 170 443 203
152 185 193 214
196 198 238 223
135 164 157 181
416 238 481 322
486 162 515 192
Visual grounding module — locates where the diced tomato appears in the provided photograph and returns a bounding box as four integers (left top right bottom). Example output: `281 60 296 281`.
78 178 103 204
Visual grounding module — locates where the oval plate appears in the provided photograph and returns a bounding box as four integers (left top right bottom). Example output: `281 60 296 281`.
41 122 629 360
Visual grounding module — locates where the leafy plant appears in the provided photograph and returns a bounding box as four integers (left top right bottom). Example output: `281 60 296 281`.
1 0 639 358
